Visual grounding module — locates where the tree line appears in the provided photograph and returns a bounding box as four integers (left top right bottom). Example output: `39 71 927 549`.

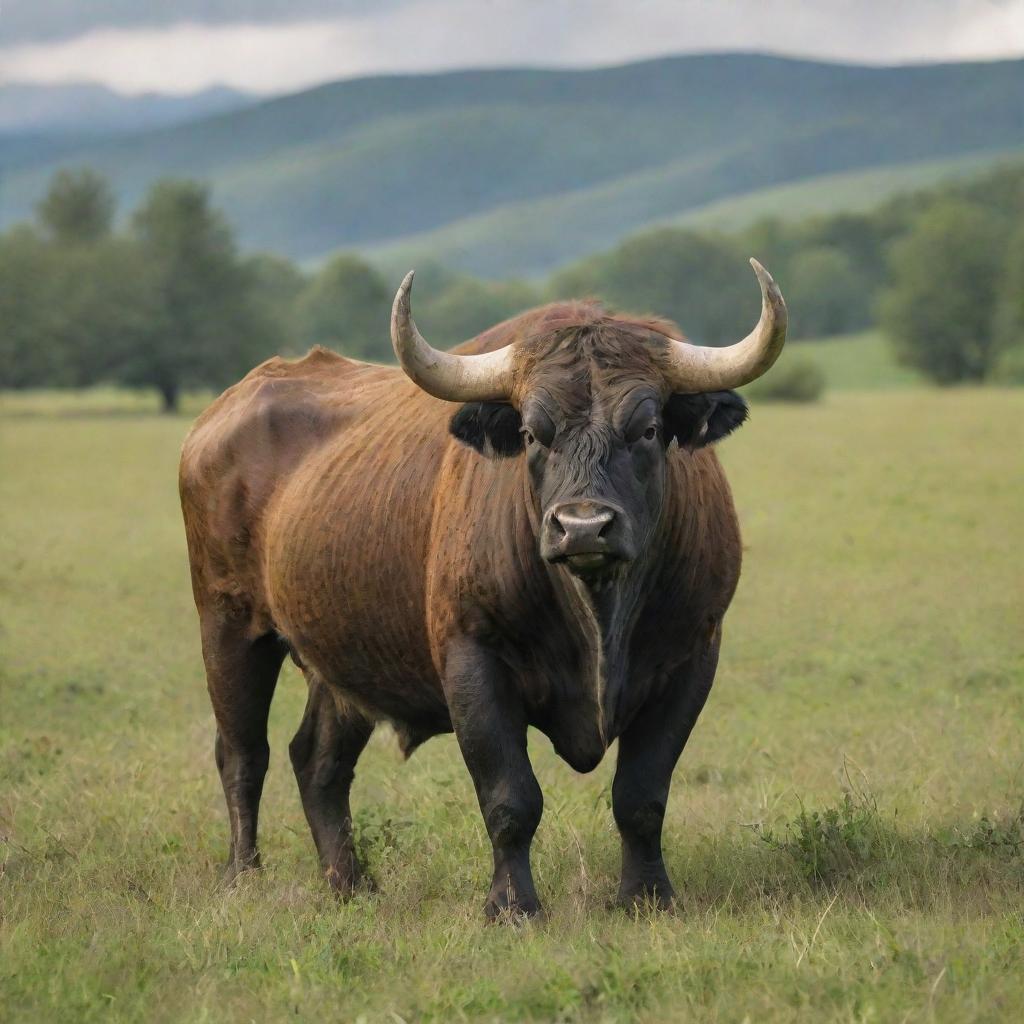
2 164 1022 410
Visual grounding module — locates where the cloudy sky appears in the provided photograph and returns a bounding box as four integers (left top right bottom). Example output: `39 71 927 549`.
2 0 1023 95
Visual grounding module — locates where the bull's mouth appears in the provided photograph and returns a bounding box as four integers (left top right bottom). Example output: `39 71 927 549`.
558 551 622 578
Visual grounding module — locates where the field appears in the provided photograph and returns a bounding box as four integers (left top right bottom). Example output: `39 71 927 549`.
2 382 1023 1022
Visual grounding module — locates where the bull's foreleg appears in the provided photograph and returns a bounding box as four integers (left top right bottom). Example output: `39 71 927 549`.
612 625 720 911
444 636 544 921
289 677 374 895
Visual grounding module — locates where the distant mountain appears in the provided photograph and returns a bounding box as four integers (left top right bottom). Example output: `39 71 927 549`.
0 82 253 135
1 55 1022 277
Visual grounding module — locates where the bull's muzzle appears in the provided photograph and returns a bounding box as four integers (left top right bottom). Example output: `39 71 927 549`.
541 500 636 577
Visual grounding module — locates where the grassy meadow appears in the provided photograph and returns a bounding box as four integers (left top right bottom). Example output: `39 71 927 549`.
1 371 1023 1021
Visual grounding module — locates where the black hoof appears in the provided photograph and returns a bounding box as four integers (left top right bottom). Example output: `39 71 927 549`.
484 892 544 924
325 863 378 898
614 882 675 914
222 854 261 888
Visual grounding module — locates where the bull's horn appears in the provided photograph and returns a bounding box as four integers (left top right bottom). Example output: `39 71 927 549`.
390 270 514 402
663 259 787 393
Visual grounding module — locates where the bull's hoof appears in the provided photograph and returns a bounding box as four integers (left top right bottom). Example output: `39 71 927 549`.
484 891 544 924
325 862 378 898
615 881 676 914
221 854 261 888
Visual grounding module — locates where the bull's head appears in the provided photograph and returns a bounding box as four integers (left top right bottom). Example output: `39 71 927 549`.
391 261 786 582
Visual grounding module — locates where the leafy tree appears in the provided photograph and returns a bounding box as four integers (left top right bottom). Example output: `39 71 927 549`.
294 254 391 361
879 201 1008 384
418 277 539 343
245 252 307 351
0 226 154 390
0 227 65 388
991 220 1024 382
128 180 280 410
786 245 870 338
551 229 754 345
49 238 158 388
36 168 115 245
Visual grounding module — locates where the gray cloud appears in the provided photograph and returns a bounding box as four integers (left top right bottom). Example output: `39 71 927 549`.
0 1 407 44
1 0 1021 95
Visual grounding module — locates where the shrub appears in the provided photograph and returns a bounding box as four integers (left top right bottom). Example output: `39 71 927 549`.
755 792 896 882
989 344 1024 384
946 806 1024 856
744 355 825 403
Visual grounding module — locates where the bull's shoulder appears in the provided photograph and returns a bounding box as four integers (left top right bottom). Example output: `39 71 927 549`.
179 348 388 620
179 346 395 531
181 347 380 478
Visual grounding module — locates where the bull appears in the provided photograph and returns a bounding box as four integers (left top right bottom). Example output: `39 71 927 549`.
179 259 787 917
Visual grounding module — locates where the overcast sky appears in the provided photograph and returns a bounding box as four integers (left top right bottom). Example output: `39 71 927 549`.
2 0 1022 95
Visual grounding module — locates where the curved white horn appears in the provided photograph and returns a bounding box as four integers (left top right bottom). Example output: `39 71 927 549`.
390 271 514 402
662 258 788 392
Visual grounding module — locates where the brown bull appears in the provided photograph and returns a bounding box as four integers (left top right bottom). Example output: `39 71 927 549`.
179 260 787 918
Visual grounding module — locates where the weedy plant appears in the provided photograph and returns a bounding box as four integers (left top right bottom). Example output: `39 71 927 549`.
945 805 1024 858
754 787 900 884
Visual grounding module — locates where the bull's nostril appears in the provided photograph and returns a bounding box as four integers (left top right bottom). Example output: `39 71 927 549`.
549 513 566 538
598 515 615 538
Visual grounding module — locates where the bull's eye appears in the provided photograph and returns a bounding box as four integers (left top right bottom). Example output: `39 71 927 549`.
643 426 657 441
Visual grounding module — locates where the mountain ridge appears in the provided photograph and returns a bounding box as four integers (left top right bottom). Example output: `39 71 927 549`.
2 53 1021 276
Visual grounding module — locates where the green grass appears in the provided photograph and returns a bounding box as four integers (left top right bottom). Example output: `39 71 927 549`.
2 387 1023 1022
0 386 215 418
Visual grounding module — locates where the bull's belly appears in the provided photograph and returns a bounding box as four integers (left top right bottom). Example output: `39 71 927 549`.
264 459 447 726
265 563 448 730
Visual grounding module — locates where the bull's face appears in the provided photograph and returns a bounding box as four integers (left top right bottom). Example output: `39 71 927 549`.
448 332 748 581
389 261 786 583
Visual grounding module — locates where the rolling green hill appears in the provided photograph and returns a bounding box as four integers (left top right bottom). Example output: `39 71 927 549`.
368 148 1024 279
2 54 1022 277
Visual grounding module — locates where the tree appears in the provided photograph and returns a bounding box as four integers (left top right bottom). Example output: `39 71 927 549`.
244 252 307 351
879 201 1008 384
294 255 391 361
550 229 754 345
418 277 539 342
786 246 870 339
0 226 65 388
991 220 1024 382
36 168 115 245
128 180 280 410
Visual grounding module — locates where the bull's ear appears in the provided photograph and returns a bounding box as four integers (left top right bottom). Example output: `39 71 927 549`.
664 390 748 450
450 402 524 458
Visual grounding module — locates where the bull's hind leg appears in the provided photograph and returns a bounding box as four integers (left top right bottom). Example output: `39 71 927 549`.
612 625 721 911
289 678 374 894
201 617 286 884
